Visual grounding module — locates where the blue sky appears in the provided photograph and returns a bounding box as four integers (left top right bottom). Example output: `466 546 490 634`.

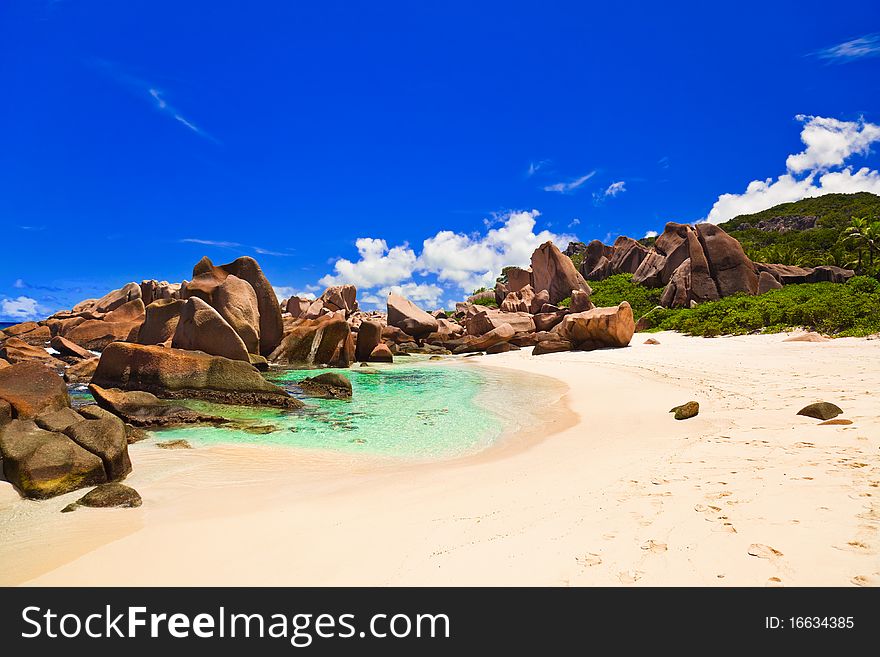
2 1 880 320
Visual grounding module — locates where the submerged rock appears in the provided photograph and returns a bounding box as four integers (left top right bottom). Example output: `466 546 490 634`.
88 384 227 427
156 439 193 450
92 342 301 408
298 372 353 399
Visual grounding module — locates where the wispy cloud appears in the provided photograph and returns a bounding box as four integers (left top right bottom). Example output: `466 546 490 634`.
603 181 626 197
658 156 670 169
813 33 880 63
543 171 596 193
180 238 293 257
18 225 46 231
643 230 658 239
91 59 217 142
527 159 551 177
148 88 213 140
568 218 581 228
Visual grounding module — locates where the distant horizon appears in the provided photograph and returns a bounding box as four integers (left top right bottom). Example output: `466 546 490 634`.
2 1 879 320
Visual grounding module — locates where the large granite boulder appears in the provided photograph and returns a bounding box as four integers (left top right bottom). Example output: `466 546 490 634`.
137 298 185 345
285 296 312 319
319 285 358 317
558 302 635 350
95 282 142 313
172 297 250 362
579 240 616 279
297 372 352 399
50 335 92 360
91 342 300 407
505 266 533 293
0 337 63 367
2 324 51 345
466 310 535 336
218 257 284 357
694 223 758 297
0 420 106 499
214 275 261 354
453 323 515 354
387 293 439 339
64 298 145 350
140 280 181 305
355 320 383 362
88 384 227 427
63 415 131 481
63 357 99 384
609 236 650 275
531 241 592 305
0 362 70 420
269 315 355 368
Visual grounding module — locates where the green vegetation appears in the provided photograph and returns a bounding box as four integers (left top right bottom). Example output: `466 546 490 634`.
568 251 584 270
719 192 880 273
585 273 663 319
641 276 880 338
558 274 662 317
471 296 498 308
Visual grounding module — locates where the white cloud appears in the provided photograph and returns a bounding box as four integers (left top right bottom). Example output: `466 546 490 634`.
0 296 41 321
603 181 626 197
568 218 581 228
785 115 880 173
543 171 596 193
13 279 25 289
643 230 658 238
706 115 880 223
149 88 213 140
814 33 880 63
319 238 418 289
418 210 575 293
378 282 444 308
315 210 577 307
527 160 550 176
181 238 242 248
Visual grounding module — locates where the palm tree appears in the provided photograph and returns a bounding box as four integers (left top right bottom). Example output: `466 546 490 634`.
841 216 880 272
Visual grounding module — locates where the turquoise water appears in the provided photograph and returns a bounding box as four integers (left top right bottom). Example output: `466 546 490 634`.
87 360 559 461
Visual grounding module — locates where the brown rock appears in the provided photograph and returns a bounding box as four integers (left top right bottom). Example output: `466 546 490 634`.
0 420 106 499
269 316 354 367
454 323 515 353
0 337 63 367
609 236 650 275
558 302 635 350
285 296 311 318
213 275 261 354
505 266 533 293
797 402 842 421
172 297 250 362
298 372 352 399
63 483 142 511
319 285 359 316
757 271 783 294
0 398 12 425
64 357 99 384
91 342 300 407
64 298 145 351
644 338 660 345
694 223 758 297
579 240 616 279
531 241 592 304
532 339 572 355
569 289 593 313
156 439 192 450
95 282 142 313
533 311 567 332
88 384 227 427
1 321 40 337
218 257 284 357
137 298 184 345
9 325 52 346
387 293 439 339
819 418 853 426
34 407 84 433
63 415 131 481
50 335 93 360
0 362 70 419
466 310 535 336
369 343 394 362
355 320 383 361
485 342 518 354
670 401 699 420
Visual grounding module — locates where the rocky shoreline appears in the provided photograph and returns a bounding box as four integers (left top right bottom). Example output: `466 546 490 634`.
0 222 855 503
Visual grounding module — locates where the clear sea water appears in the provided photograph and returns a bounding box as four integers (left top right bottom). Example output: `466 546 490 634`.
70 359 562 461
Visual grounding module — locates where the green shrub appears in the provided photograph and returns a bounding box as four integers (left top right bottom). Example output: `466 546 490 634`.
587 274 663 319
645 276 880 337
472 296 498 308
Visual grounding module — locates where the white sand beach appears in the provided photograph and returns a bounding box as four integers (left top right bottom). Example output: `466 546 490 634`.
1 331 878 587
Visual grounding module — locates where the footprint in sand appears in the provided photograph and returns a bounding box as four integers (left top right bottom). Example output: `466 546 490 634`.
576 553 603 567
766 577 784 587
640 540 668 553
748 543 784 560
850 575 878 587
618 570 644 584
834 541 871 553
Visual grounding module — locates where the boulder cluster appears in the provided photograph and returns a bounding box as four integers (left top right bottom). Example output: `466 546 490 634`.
571 222 854 308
